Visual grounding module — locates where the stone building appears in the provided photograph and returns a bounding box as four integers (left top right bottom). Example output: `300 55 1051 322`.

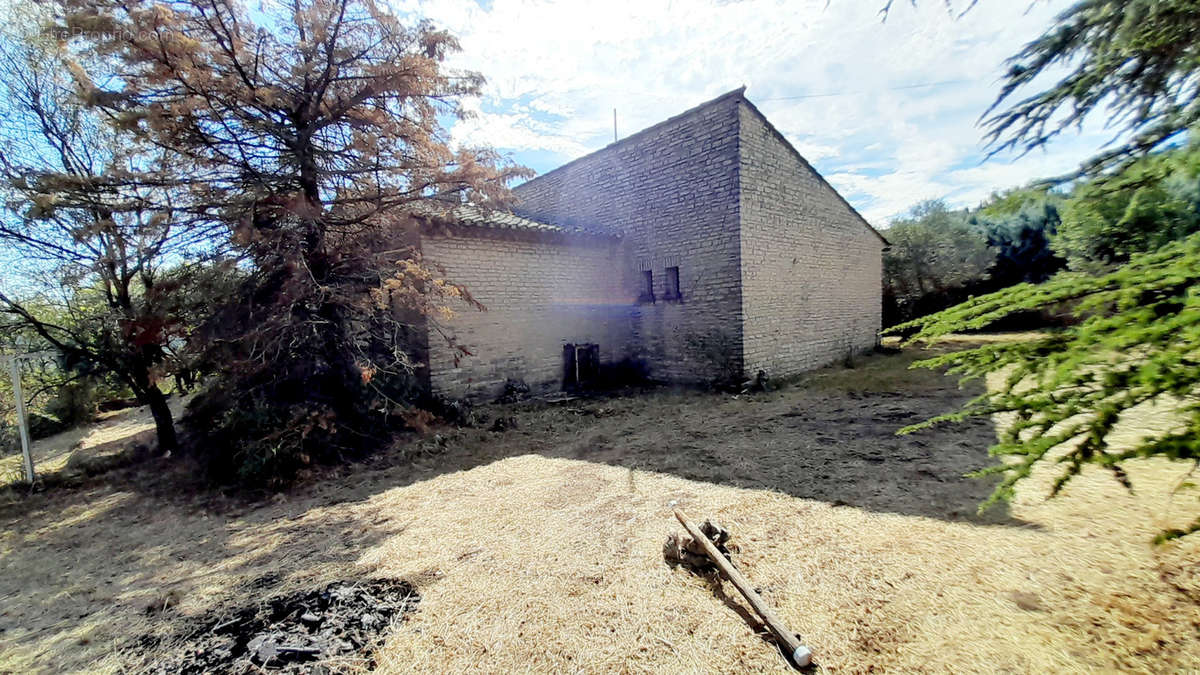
417 88 887 400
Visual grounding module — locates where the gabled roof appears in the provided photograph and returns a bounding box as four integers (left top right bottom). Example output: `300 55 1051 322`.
514 87 889 247
514 87 749 193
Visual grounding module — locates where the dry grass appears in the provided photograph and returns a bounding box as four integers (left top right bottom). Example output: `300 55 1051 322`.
0 398 187 485
0 340 1197 674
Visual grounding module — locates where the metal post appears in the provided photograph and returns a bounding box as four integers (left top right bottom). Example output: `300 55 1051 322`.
8 357 34 484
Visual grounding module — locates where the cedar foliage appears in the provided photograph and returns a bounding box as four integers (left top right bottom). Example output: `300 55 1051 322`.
56 0 528 482
892 0 1200 540
984 0 1200 179
890 234 1200 542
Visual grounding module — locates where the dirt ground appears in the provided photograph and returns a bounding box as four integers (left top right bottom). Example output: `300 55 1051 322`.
0 341 1197 673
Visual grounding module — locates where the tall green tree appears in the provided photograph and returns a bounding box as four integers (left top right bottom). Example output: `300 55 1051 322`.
885 200 994 296
0 12 229 452
1053 145 1200 272
883 200 994 325
976 187 1065 289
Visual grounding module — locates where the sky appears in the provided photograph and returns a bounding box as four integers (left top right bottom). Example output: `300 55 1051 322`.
392 0 1109 227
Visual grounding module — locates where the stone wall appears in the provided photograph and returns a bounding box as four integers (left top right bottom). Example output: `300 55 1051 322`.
737 101 885 378
513 91 745 383
422 89 884 398
421 228 633 400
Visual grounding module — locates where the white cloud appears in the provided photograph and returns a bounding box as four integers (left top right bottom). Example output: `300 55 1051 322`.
396 0 1112 225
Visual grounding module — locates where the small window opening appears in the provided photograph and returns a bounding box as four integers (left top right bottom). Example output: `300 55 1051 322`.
639 270 655 303
664 266 680 301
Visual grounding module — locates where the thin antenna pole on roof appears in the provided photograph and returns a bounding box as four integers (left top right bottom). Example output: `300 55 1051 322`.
613 108 618 142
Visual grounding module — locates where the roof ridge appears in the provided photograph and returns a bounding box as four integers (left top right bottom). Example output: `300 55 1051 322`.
514 86 747 192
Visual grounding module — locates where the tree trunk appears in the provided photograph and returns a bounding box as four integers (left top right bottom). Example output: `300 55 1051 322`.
144 384 179 453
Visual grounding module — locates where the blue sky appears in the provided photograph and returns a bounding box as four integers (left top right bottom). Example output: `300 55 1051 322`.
394 0 1112 227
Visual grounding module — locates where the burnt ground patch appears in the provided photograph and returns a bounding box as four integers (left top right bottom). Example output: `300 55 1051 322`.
138 579 418 674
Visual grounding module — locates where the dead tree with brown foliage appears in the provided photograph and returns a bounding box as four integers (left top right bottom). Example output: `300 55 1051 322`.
54 0 528 481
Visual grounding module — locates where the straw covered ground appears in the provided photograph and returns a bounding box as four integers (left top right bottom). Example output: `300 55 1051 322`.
0 340 1197 673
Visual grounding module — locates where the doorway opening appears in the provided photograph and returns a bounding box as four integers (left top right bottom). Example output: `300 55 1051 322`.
563 343 600 390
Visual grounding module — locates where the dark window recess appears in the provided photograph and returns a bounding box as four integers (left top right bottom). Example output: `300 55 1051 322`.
664 266 681 300
639 270 655 303
563 343 600 390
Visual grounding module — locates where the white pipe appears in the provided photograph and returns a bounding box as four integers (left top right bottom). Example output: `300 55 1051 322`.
8 357 35 484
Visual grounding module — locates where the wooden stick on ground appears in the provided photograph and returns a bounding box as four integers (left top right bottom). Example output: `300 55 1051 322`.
674 509 812 668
